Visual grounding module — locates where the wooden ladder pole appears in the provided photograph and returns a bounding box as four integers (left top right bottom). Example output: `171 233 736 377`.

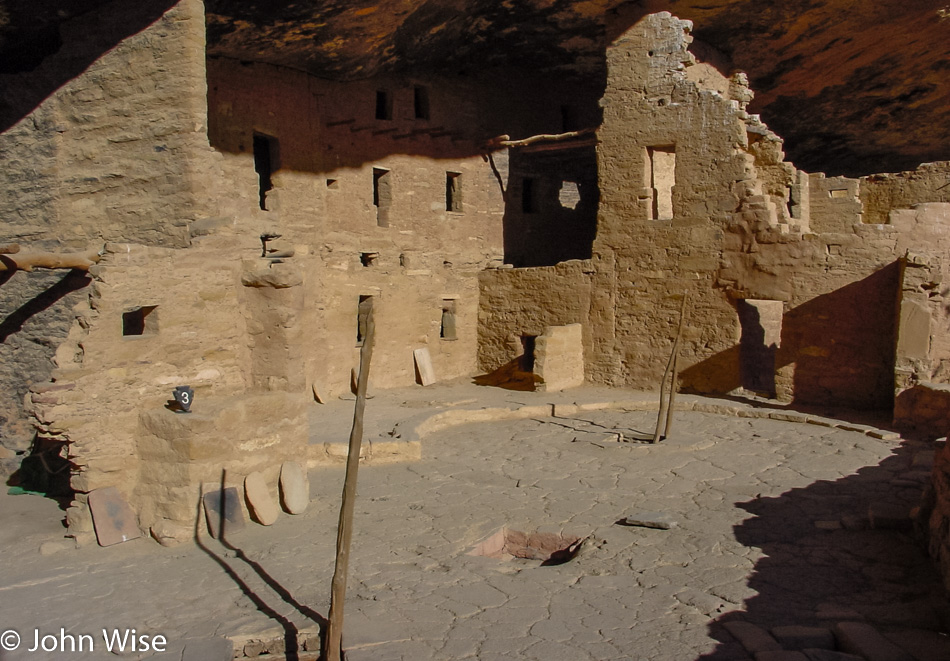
324 301 376 661
653 292 689 443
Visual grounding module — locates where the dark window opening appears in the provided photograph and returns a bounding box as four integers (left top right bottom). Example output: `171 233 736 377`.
373 168 392 227
446 172 462 212
375 90 393 120
414 86 430 120
253 134 279 211
521 177 537 214
360 252 378 267
123 306 158 337
357 295 374 346
327 178 339 189
561 104 579 132
520 335 537 372
440 300 457 341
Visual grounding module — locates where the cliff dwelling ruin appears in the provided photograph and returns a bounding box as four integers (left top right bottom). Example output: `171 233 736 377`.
2 0 950 659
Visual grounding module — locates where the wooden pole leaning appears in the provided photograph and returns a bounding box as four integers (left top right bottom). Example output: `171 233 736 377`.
652 292 690 443
324 301 376 661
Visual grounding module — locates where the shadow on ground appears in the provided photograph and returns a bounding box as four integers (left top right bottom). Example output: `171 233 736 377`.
195 472 327 660
697 436 949 660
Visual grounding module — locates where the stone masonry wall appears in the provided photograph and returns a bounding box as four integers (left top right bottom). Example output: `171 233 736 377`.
205 58 600 394
478 13 949 413
0 0 213 451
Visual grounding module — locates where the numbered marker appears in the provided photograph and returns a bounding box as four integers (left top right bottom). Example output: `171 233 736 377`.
173 385 194 412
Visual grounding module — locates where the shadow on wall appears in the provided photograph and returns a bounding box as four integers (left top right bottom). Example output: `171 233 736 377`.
502 144 600 268
0 269 91 343
682 263 900 411
696 439 947 660
0 1 180 132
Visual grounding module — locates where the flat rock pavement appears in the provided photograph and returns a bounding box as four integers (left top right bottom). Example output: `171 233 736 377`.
0 389 946 661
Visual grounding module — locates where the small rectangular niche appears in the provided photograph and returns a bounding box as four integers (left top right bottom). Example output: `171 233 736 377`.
356 295 374 347
414 86 430 120
253 133 280 211
326 178 339 189
521 177 538 214
122 305 158 337
445 171 462 212
440 299 457 341
375 90 393 120
373 167 391 227
829 189 849 199
646 145 675 220
360 252 379 267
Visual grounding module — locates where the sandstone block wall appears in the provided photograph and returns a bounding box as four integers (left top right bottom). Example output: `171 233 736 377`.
477 12 950 414
478 261 594 376
203 59 601 395
0 0 215 450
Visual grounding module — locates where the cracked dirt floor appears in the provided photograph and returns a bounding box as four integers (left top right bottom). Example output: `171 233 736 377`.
0 389 947 660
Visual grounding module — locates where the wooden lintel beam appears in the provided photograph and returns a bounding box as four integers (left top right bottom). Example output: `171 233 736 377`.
514 136 599 153
486 127 597 150
0 248 102 273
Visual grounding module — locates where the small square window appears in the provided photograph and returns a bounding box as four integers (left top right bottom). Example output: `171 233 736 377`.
122 306 158 337
326 178 339 189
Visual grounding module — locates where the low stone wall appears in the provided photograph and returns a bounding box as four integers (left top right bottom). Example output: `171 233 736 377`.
924 440 950 591
894 382 950 440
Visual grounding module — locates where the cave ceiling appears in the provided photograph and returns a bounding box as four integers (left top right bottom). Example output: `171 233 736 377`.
2 0 948 176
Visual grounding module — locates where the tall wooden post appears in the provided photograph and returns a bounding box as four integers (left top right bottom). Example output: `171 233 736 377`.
324 301 375 661
653 292 689 443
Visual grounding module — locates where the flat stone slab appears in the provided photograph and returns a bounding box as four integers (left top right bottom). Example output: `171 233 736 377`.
756 652 808 661
868 502 913 531
203 487 246 538
772 626 835 651
803 650 865 661
883 628 950 661
245 471 279 525
723 621 782 653
141 636 233 660
280 461 309 514
833 622 915 661
88 486 142 547
413 347 436 386
621 511 678 530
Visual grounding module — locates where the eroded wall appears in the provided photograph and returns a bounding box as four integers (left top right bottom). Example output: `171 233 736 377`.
478 11 950 413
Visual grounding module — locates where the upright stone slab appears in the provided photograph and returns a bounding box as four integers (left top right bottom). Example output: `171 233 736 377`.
413 347 436 386
280 461 309 514
245 471 280 525
88 486 142 547
534 324 585 391
203 487 246 538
